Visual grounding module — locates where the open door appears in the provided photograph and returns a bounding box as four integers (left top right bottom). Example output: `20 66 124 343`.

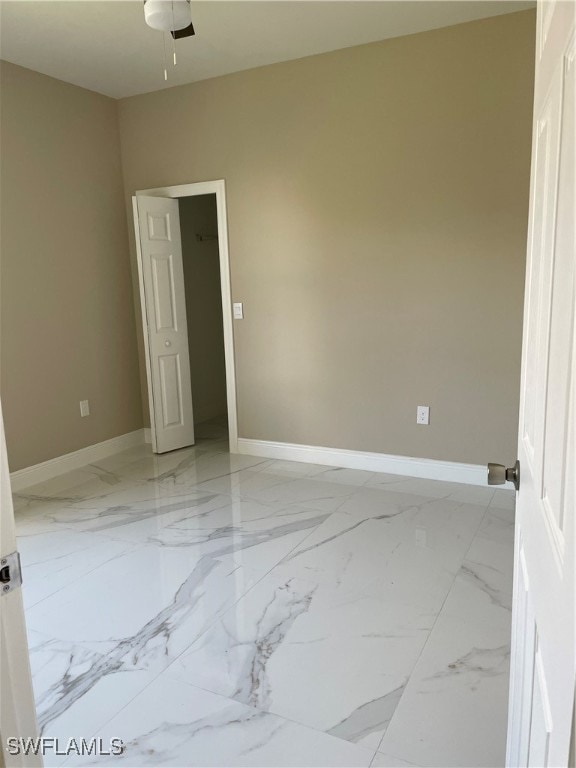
133 195 195 454
504 1 575 765
0 403 42 767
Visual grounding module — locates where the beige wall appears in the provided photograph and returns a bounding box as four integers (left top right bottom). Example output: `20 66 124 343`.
120 11 535 466
0 62 142 472
179 195 227 424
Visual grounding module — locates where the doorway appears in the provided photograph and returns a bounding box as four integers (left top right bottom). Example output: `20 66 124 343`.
132 180 238 454
180 194 228 442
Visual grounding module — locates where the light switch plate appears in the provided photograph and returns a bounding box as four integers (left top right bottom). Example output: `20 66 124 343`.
80 400 90 418
233 302 244 320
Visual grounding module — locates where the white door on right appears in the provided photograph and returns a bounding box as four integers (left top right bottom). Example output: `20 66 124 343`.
506 1 575 766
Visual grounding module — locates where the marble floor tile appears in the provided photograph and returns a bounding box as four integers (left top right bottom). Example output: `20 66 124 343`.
371 752 420 767
80 445 206 483
19 487 224 540
489 489 516 511
378 512 514 767
364 476 496 506
247 459 386 487
462 511 515 607
14 480 199 536
25 544 262 737
148 499 331 575
62 675 374 768
168 571 435 751
475 506 515 543
196 469 359 512
18 529 136 610
27 629 160 760
378 611 511 767
275 499 486 608
15 434 514 768
13 467 112 503
154 452 272 489
22 484 332 741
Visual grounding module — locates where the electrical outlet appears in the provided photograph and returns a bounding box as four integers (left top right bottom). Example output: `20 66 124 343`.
417 405 430 425
80 400 90 418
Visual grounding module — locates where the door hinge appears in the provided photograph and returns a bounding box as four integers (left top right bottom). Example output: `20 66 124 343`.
0 551 23 596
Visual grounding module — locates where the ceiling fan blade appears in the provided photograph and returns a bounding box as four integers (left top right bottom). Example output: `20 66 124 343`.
171 22 195 40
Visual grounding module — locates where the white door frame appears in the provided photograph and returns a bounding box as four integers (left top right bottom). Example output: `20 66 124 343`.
133 180 238 453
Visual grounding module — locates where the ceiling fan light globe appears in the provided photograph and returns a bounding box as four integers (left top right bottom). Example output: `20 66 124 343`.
144 0 191 32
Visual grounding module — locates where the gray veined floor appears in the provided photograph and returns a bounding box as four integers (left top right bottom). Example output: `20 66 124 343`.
14 422 515 768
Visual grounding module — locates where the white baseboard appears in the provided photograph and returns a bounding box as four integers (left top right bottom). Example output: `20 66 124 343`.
237 438 501 487
10 429 147 491
144 428 152 444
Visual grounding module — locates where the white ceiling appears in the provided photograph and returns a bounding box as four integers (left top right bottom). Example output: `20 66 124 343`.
0 0 535 99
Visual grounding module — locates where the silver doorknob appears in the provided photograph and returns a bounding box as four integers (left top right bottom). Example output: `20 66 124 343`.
164 340 171 347
487 460 520 491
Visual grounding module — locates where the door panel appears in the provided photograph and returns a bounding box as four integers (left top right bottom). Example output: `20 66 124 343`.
507 3 575 766
527 648 552 768
541 31 574 537
136 196 195 453
159 354 185 427
147 211 172 241
151 254 178 332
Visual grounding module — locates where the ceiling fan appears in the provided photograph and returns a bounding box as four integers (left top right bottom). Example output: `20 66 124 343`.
143 0 195 79
144 0 195 40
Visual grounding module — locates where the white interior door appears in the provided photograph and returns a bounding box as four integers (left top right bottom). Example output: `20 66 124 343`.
0 403 42 767
506 2 575 765
134 195 195 454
